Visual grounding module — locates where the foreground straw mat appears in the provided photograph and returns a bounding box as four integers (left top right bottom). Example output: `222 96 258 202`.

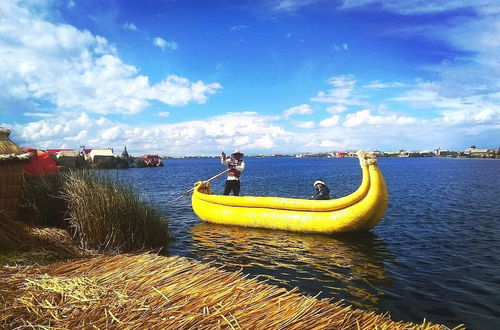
0 253 464 329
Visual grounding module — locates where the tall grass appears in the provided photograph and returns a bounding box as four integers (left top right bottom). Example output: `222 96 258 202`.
17 171 171 253
62 171 170 252
18 174 66 228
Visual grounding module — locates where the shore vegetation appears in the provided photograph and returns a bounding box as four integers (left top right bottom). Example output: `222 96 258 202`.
17 170 171 253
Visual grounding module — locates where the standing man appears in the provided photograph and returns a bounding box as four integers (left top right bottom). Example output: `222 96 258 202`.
221 149 245 196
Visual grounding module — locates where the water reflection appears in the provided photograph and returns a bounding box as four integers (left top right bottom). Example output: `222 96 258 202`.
190 223 393 310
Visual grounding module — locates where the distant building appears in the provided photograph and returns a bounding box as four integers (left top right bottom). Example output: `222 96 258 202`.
334 151 347 157
419 150 434 157
141 155 164 167
86 149 114 162
121 146 130 158
55 150 79 159
398 150 410 157
46 148 74 155
462 145 498 158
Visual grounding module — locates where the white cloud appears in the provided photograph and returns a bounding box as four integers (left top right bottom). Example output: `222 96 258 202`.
343 109 418 127
295 121 315 129
440 108 500 125
151 76 222 106
283 104 313 118
341 0 499 105
326 105 348 114
333 43 349 51
123 22 138 31
7 111 296 155
22 112 54 118
391 82 500 116
363 81 406 89
273 0 322 12
158 112 170 118
5 104 499 155
230 25 248 31
319 115 340 127
319 139 343 149
339 0 495 15
154 37 178 50
310 75 359 104
100 126 124 141
0 2 219 116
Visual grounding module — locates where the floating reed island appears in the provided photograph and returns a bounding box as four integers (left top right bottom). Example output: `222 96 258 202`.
1 252 465 329
1 205 465 329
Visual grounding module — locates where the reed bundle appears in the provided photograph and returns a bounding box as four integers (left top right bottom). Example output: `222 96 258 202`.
0 253 465 329
62 171 171 252
0 211 90 266
0 211 29 250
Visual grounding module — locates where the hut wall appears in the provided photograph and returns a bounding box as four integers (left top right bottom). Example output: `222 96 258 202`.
0 127 30 215
0 163 23 213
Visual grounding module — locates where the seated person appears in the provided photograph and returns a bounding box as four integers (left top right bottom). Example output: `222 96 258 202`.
308 180 330 200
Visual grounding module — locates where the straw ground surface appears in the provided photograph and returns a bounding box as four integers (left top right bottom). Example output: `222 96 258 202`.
0 253 465 329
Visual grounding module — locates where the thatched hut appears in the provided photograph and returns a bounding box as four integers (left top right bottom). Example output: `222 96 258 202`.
0 127 32 215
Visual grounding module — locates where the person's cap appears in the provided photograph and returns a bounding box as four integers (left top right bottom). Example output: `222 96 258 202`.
231 149 244 157
313 180 326 187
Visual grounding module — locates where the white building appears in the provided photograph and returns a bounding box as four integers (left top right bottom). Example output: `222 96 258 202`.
85 149 114 162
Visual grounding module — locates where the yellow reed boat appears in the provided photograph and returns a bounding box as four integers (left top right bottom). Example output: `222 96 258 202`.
191 151 388 234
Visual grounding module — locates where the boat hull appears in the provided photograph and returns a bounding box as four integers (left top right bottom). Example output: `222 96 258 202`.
191 152 388 234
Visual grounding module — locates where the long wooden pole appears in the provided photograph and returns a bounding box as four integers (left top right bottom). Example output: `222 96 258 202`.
168 169 228 203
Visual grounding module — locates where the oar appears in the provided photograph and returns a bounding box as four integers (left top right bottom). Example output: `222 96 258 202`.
168 169 228 203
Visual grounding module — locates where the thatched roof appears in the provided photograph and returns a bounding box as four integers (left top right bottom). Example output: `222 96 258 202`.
0 127 32 163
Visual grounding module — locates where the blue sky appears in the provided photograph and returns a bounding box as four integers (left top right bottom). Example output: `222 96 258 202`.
1 0 499 156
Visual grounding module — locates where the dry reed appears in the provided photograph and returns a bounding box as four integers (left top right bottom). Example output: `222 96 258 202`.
0 210 29 250
0 253 466 329
0 127 32 215
0 211 90 266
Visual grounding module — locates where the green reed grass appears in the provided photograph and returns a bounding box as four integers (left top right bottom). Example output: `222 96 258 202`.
62 170 171 252
17 171 171 253
18 174 66 228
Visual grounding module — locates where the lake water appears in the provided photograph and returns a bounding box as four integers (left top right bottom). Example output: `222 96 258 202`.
109 157 500 329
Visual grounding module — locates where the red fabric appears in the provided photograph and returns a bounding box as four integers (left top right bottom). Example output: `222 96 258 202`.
22 148 60 175
227 158 242 178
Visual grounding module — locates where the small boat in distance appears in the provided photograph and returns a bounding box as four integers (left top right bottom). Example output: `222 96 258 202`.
140 154 164 167
191 151 388 234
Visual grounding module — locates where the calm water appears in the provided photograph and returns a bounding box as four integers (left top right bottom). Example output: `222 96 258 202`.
110 157 500 329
